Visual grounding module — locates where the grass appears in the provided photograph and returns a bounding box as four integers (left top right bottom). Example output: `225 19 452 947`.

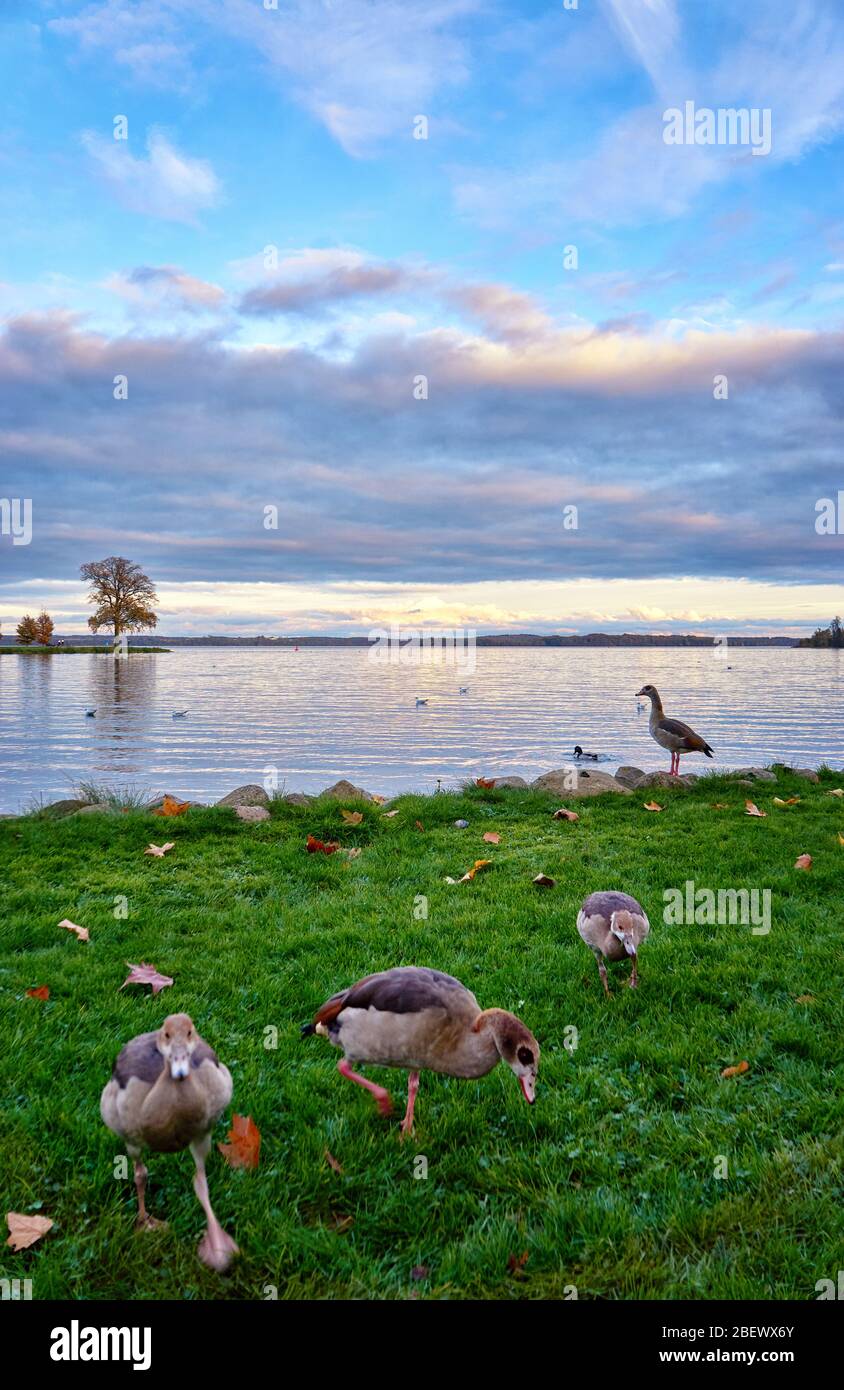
1 770 842 1301
0 645 169 655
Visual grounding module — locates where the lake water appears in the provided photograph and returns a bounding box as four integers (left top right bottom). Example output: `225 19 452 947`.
0 646 841 813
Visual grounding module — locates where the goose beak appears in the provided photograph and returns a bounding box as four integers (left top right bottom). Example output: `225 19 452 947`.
520 1076 536 1104
635 687 646 697
170 1054 190 1079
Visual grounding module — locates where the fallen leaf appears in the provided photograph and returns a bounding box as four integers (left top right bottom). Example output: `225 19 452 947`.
482 831 501 844
459 858 492 882
444 876 457 884
643 801 663 812
507 1250 529 1277
710 803 729 810
120 962 173 995
533 873 556 888
58 918 89 943
152 794 190 817
826 788 844 797
745 801 767 817
328 1212 353 1234
340 810 363 825
324 1149 343 1175
794 853 812 870
339 846 362 859
6 1212 53 1251
370 795 386 804
476 778 496 790
795 994 815 1004
382 809 400 818
721 1060 750 1079
26 986 50 1001
218 1114 261 1170
144 842 175 858
773 796 801 807
306 834 340 854
552 808 579 822
411 1265 428 1281
415 820 425 832
838 832 844 847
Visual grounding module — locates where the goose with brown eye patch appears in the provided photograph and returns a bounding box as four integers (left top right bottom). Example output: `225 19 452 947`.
100 1012 239 1272
635 683 714 776
302 966 540 1134
577 891 651 994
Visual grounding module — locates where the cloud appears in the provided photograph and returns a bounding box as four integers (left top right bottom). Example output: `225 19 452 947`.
106 265 226 314
82 127 221 224
49 1 195 91
239 250 415 317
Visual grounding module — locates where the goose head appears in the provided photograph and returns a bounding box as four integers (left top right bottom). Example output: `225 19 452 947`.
636 683 659 702
479 1009 540 1103
157 1013 199 1080
610 909 647 958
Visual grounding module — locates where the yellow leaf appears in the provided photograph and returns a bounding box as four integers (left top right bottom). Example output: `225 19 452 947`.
6 1212 53 1251
643 801 663 812
341 810 363 825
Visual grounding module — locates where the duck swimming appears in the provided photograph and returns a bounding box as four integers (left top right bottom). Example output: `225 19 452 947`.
573 745 599 761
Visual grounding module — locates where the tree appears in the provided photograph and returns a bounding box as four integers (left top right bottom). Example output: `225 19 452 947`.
831 616 843 649
16 614 38 645
34 612 54 645
80 557 158 638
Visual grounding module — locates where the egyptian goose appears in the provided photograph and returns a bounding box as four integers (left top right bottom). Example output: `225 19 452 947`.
100 1013 238 1272
577 891 650 993
636 684 713 775
302 966 539 1134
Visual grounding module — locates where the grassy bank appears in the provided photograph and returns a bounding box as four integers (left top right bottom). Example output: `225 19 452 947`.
1 772 842 1300
0 645 169 655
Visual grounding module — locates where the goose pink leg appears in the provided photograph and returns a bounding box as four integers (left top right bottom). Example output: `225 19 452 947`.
400 1071 420 1137
338 1057 393 1115
190 1135 239 1272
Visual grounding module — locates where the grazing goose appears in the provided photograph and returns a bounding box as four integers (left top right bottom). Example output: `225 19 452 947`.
100 1013 238 1272
577 891 650 994
636 684 713 775
573 744 599 761
302 966 539 1134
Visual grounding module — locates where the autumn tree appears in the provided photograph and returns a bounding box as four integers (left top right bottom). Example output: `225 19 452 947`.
34 612 54 645
80 557 158 638
16 614 38 644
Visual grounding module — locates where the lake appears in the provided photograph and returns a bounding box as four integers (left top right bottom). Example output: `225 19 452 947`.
0 646 841 813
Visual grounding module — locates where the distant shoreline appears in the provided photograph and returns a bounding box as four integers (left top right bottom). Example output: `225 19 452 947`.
0 632 799 650
0 645 170 655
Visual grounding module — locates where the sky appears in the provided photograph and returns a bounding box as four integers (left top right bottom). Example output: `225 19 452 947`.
1 0 843 637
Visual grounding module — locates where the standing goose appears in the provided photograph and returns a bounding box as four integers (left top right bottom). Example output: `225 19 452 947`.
577 891 650 994
636 684 713 775
100 1013 238 1272
302 966 539 1134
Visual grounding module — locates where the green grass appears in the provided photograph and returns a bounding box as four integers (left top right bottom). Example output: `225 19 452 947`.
1 771 842 1301
0 646 169 655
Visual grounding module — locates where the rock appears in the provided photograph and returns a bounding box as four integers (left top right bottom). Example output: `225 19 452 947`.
735 779 755 788
454 819 469 828
531 769 630 797
320 779 374 802
41 798 92 817
216 784 270 809
793 768 820 783
69 803 119 816
282 792 313 806
235 804 270 822
490 775 529 789
678 774 700 787
637 771 687 789
730 767 777 783
614 766 646 789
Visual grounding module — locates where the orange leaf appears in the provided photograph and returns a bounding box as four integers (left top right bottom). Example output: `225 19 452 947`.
838 832 844 846
58 918 89 943
153 794 190 817
476 778 496 789
459 858 492 882
415 820 425 832
483 831 501 844
324 1149 343 1175
773 796 801 807
6 1212 53 1251
643 801 663 812
340 810 363 825
507 1250 529 1276
533 873 556 888
120 962 173 995
218 1113 261 1170
553 807 579 822
795 994 815 1004
794 853 812 870
370 795 386 804
745 801 767 817
306 834 340 854
26 986 49 1001
720 1060 750 1079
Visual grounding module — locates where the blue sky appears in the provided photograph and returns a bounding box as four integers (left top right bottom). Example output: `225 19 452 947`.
1 0 843 636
